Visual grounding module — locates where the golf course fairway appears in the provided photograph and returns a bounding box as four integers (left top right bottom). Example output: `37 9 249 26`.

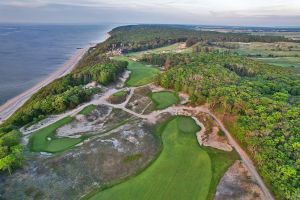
29 116 83 153
90 116 212 200
150 91 179 109
114 56 160 87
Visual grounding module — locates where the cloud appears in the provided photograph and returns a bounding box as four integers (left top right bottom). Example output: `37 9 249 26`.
0 0 299 26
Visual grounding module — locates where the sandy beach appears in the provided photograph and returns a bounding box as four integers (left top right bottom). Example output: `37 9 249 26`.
0 45 92 124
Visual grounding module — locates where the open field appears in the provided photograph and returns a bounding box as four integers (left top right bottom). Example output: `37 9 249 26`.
127 43 192 58
29 116 83 153
150 91 179 110
256 57 300 68
223 42 300 70
79 104 97 115
90 116 237 200
114 56 160 86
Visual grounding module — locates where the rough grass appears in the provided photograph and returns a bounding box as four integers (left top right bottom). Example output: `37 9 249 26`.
127 43 188 58
108 90 128 104
29 117 83 153
150 91 179 110
90 116 219 200
79 104 96 115
227 42 300 71
114 56 160 87
256 57 300 68
123 153 143 164
112 90 128 97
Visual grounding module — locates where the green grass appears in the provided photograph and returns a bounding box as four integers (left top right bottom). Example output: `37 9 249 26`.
79 104 96 115
112 90 128 97
29 116 83 153
225 42 300 70
150 91 179 110
114 56 160 87
126 43 194 59
127 43 183 58
89 116 237 200
204 147 239 199
256 57 300 68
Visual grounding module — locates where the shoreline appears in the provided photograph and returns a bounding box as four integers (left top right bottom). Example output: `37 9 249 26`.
0 46 91 123
0 30 112 124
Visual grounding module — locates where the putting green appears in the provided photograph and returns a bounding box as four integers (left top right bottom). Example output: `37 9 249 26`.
114 56 160 86
29 117 83 153
150 91 179 109
90 116 212 200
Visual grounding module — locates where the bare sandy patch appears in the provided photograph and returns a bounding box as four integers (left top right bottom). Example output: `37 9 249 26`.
215 160 266 200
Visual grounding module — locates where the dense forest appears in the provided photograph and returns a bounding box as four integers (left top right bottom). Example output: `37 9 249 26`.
0 59 127 173
141 51 300 200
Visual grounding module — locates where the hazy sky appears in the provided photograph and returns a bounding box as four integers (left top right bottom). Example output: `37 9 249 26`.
0 0 300 26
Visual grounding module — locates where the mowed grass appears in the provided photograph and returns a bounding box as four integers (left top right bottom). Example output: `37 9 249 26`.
79 104 96 115
29 116 83 153
114 56 160 86
150 91 179 110
90 116 213 200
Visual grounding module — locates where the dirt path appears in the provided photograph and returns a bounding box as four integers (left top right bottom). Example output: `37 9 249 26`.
206 110 274 200
0 45 93 124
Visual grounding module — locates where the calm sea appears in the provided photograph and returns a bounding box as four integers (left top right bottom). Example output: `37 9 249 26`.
0 24 114 106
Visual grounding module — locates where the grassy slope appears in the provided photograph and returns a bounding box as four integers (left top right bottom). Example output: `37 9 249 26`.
150 91 179 110
114 56 160 86
112 90 127 97
79 104 96 115
29 116 82 153
90 116 237 200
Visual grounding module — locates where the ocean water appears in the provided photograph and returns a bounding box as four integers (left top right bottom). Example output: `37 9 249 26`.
0 24 113 106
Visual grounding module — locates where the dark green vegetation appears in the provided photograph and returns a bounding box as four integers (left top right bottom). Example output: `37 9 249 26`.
90 116 237 200
150 91 179 109
142 51 300 199
29 117 82 153
115 56 160 86
0 130 22 174
79 104 97 115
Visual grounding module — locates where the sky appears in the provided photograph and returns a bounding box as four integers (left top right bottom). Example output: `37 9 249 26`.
0 0 300 26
